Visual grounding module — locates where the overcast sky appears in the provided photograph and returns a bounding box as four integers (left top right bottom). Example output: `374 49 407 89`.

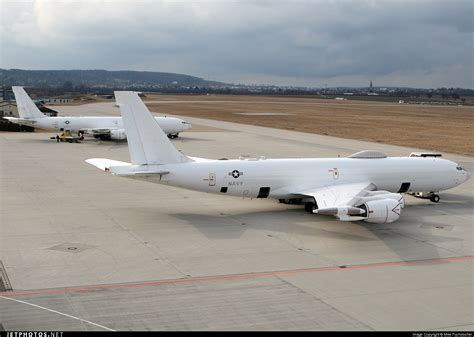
1 0 473 88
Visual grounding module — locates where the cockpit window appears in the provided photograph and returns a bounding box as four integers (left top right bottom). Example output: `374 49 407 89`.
456 166 464 171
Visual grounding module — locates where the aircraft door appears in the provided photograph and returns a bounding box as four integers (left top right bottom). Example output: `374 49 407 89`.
328 168 339 180
208 173 216 186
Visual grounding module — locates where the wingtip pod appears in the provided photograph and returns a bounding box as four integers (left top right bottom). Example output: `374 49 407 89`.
114 91 192 165
12 86 47 119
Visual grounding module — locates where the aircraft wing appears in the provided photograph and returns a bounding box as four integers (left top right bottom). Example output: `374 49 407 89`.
297 182 375 208
294 182 405 223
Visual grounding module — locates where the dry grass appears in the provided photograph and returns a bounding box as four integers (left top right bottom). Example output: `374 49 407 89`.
145 94 473 156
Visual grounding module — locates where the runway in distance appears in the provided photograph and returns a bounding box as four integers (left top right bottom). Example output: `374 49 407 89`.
86 91 470 223
6 87 192 140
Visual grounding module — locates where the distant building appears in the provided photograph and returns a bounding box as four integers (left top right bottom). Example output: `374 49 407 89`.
38 105 58 117
0 101 18 117
0 101 31 131
41 97 73 103
0 86 18 118
1 86 14 101
94 93 114 99
0 96 57 117
0 87 58 131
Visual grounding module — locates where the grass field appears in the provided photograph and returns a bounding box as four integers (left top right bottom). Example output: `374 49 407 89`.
144 94 473 156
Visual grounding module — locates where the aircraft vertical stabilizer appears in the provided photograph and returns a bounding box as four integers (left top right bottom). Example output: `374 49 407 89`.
12 87 47 119
114 91 191 165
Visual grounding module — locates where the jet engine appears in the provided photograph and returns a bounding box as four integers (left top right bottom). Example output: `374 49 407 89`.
110 129 127 140
359 198 402 224
360 192 405 209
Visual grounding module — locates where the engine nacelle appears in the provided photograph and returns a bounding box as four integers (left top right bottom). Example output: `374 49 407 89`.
361 198 402 224
110 129 127 140
360 192 405 208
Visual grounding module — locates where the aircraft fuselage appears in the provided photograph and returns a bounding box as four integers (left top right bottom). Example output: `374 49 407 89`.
114 156 470 199
9 116 191 135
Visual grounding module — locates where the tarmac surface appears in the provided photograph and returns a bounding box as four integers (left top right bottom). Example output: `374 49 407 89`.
0 102 473 331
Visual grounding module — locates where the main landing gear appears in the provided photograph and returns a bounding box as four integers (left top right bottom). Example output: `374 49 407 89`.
304 202 318 213
410 192 440 203
278 198 318 213
278 198 302 205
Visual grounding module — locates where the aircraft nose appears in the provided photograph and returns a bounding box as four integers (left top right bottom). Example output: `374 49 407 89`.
465 170 471 181
458 169 471 184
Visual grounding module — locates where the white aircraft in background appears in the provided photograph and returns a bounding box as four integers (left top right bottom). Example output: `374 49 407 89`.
86 91 470 224
5 86 192 140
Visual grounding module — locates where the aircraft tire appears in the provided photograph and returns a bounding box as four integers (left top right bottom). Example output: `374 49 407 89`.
430 194 440 203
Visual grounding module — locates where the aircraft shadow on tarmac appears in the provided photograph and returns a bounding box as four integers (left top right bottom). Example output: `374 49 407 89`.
436 192 474 205
172 200 467 264
173 208 382 241
174 208 388 243
30 135 208 145
352 193 470 262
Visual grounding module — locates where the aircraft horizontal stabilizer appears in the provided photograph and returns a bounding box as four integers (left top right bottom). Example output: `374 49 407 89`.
115 171 170 177
3 117 37 126
85 158 131 172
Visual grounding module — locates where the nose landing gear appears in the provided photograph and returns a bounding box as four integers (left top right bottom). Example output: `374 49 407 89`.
409 192 440 203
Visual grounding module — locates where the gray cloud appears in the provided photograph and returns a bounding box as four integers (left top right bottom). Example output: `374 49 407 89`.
1 0 473 88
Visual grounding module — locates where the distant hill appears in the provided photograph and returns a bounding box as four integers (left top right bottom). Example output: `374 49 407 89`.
0 69 224 89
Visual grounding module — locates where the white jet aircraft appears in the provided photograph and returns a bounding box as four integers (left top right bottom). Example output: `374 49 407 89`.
5 86 192 140
86 91 470 224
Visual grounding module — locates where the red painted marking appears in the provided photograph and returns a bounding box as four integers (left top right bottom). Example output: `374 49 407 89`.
1 256 472 297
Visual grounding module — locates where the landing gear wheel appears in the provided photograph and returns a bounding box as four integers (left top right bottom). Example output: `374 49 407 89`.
430 194 440 203
304 202 317 213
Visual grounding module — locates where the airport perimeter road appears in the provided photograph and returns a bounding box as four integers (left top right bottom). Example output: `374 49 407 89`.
0 107 472 330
